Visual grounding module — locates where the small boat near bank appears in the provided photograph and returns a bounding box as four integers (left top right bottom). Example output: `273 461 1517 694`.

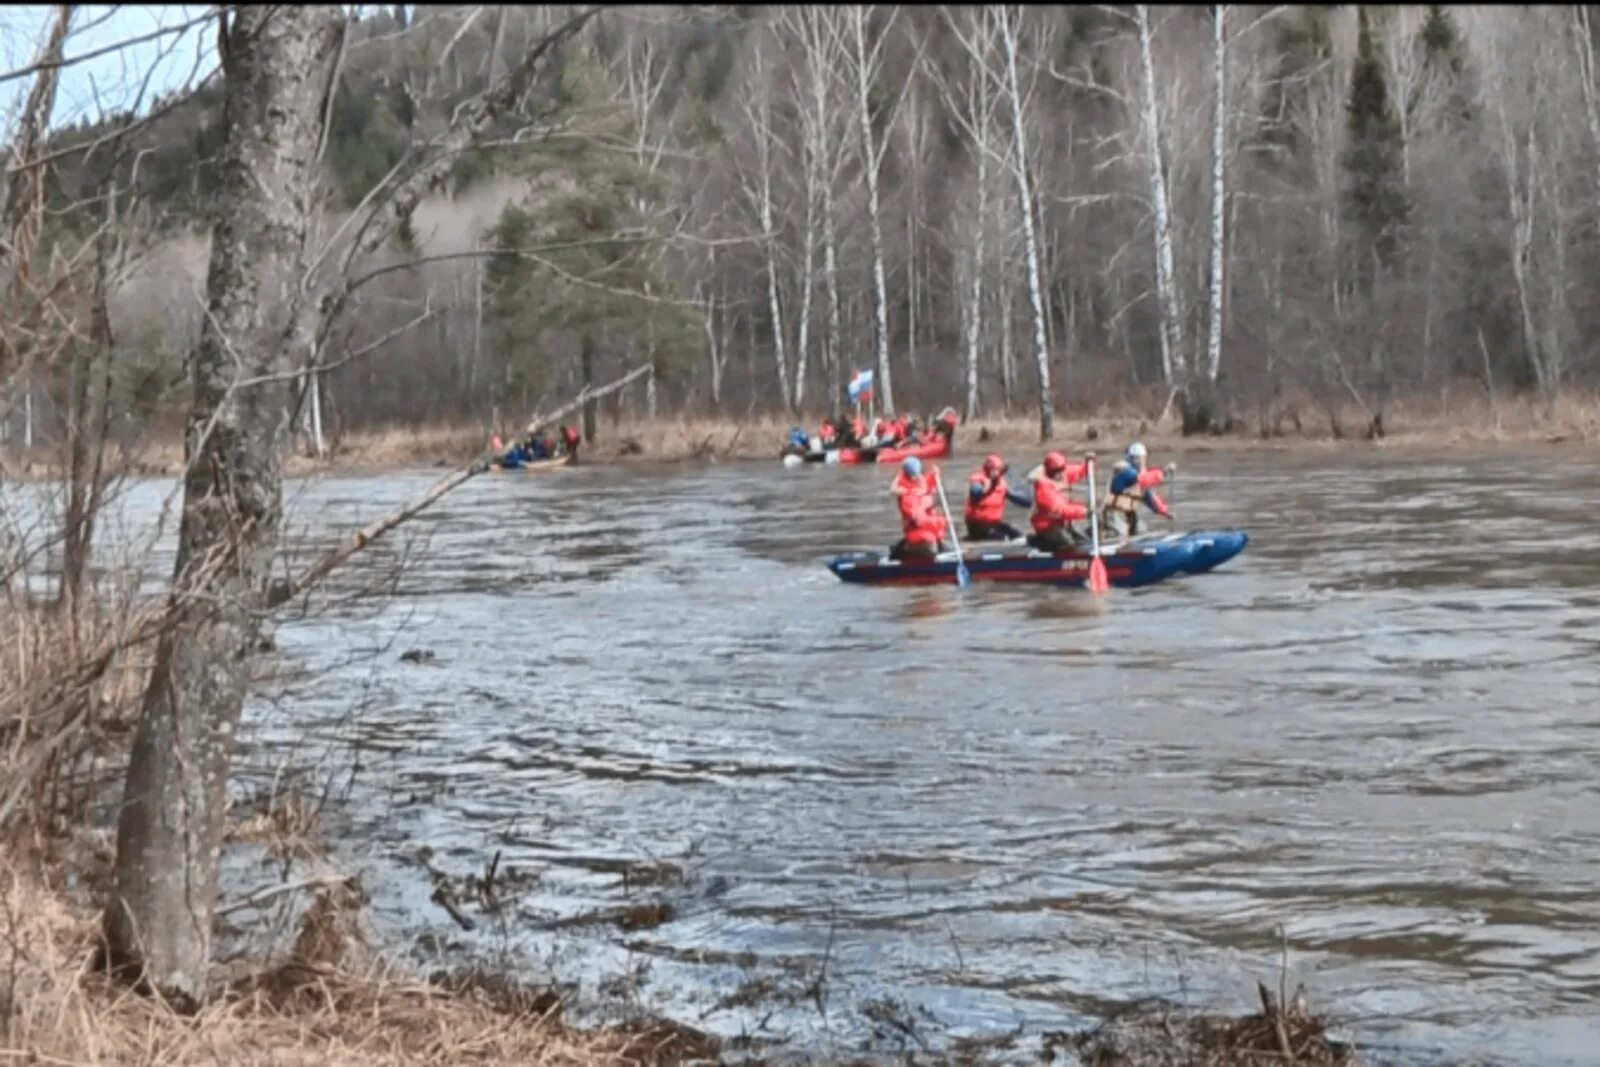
491 454 573 473
825 530 1248 589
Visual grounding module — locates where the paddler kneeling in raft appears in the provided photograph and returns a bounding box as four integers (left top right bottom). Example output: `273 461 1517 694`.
1027 450 1093 552
964 453 1031 542
1101 441 1174 540
889 457 950 561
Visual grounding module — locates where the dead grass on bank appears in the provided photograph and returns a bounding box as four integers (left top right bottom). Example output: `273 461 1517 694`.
5 387 1598 484
0 852 718 1067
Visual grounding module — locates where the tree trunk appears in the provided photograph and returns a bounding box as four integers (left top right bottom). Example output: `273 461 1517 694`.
59 173 118 615
0 5 72 388
1204 4 1227 385
794 153 817 412
105 5 344 1006
1136 4 1185 387
581 335 597 442
963 77 991 423
823 179 844 411
997 7 1052 440
849 7 894 415
999 272 1015 414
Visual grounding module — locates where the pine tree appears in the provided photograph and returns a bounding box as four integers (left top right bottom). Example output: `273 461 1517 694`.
484 44 699 437
1343 7 1410 270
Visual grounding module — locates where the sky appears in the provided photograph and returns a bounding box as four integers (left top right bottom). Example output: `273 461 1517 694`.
3 6 220 133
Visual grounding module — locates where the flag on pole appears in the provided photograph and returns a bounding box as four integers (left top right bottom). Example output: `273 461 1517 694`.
848 369 874 405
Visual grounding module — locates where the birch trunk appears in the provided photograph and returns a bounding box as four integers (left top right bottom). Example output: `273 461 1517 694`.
1573 7 1600 207
1136 4 1184 386
996 6 1052 440
999 271 1015 413
848 6 894 414
105 5 344 1004
823 182 843 409
963 75 992 422
794 158 817 412
1204 5 1227 384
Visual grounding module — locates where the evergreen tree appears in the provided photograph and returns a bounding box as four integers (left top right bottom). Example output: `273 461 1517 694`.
484 44 699 438
1343 6 1410 270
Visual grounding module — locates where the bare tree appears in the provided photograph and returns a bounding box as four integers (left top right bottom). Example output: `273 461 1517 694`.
734 32 793 413
1135 4 1184 390
845 5 898 415
104 5 346 1002
1204 5 1227 386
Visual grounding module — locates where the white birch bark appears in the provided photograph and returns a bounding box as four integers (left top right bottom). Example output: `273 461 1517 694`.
964 94 991 421
996 6 1053 439
847 5 894 414
1205 4 1227 384
1136 4 1184 386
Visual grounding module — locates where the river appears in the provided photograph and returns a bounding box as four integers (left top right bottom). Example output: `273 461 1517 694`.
50 448 1600 1064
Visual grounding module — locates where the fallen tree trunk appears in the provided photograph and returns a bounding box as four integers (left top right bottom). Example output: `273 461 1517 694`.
268 364 649 609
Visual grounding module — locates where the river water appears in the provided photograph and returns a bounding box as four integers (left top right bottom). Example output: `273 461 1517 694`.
43 449 1600 1064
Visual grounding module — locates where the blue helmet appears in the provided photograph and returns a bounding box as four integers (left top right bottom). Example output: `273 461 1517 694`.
901 456 923 477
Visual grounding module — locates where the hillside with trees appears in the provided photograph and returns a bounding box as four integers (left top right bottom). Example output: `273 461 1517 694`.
7 5 1600 450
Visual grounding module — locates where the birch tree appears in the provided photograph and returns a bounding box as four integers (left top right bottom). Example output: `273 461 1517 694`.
782 5 853 411
1204 5 1227 385
734 33 793 413
1135 4 1184 390
942 6 1053 438
845 5 896 415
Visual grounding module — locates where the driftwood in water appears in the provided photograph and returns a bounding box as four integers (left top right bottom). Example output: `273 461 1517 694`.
268 364 649 608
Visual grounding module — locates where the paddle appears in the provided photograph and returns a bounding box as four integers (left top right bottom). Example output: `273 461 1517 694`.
1086 455 1109 594
932 467 971 589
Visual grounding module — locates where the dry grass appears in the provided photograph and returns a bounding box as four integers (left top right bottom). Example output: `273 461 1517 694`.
5 386 1598 486
0 852 719 1067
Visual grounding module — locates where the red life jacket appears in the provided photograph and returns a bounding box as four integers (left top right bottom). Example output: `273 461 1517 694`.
820 421 837 444
562 426 580 447
1031 475 1087 533
890 469 934 498
899 487 947 546
851 417 866 438
965 471 1008 524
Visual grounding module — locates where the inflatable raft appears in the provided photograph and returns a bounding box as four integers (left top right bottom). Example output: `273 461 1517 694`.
491 454 572 473
826 530 1248 588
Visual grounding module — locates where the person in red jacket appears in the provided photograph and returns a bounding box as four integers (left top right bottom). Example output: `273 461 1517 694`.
964 453 1031 542
891 464 949 561
889 455 937 501
1028 450 1092 552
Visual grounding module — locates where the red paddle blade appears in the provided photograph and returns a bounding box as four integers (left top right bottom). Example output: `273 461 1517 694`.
1088 555 1109 594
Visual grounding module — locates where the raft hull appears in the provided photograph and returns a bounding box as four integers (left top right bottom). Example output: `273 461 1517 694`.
492 454 572 473
825 530 1247 588
784 434 952 466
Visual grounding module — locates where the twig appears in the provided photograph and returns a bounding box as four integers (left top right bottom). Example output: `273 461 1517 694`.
216 875 354 918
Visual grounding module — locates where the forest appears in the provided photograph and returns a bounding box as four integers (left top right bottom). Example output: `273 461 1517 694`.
4 3 1599 455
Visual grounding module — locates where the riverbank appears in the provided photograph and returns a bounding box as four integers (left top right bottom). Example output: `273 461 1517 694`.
1 836 1361 1066
4 390 1597 483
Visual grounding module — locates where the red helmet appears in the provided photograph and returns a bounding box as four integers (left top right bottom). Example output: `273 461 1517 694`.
982 453 1005 476
1043 451 1068 474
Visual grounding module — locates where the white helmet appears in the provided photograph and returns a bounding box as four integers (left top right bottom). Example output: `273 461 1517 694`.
1127 441 1148 461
